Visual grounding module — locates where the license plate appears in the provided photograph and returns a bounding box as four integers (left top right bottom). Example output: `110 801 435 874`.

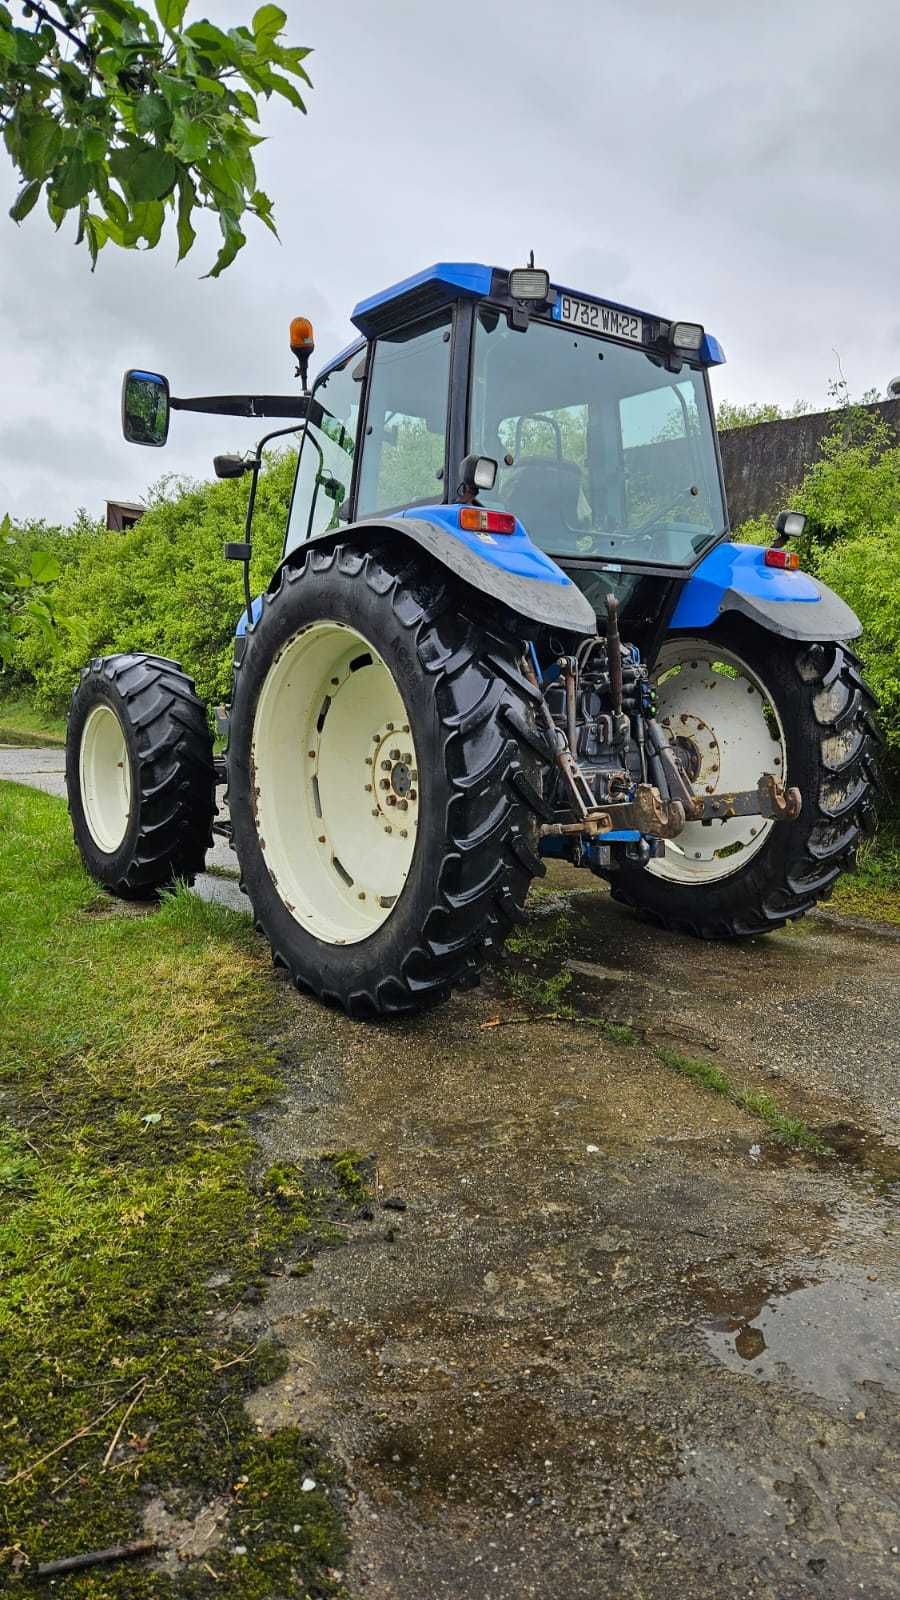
552 294 643 344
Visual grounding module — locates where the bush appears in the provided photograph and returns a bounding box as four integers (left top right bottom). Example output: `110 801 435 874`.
794 411 900 561
14 451 295 710
817 527 900 802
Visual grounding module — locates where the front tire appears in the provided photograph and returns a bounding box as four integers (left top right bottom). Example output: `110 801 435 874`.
227 540 548 1017
66 654 216 898
612 620 880 937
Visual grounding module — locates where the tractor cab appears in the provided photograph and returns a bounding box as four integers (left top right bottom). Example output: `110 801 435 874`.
285 260 729 647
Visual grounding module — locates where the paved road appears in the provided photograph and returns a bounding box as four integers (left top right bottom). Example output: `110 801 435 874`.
4 747 900 1598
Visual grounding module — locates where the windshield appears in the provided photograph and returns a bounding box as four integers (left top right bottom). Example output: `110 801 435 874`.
469 308 725 567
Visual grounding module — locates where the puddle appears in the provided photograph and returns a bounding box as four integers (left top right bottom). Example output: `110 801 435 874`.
702 1265 900 1408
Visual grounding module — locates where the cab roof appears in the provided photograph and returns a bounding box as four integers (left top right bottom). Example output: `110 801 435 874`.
350 261 724 364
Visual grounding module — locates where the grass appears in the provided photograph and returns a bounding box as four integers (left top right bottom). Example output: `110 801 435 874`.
656 1049 829 1152
830 832 900 926
0 687 67 747
0 782 349 1597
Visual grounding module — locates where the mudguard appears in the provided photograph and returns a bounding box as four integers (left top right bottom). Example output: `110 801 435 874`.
249 506 597 638
669 541 861 642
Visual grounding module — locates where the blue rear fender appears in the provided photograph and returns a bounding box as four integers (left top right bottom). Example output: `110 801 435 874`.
241 505 597 638
669 541 861 642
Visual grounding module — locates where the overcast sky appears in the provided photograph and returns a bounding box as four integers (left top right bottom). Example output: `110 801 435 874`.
1 0 899 526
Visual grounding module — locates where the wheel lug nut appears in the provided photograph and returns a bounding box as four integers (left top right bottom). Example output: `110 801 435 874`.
409 789 417 801
401 751 412 765
379 779 390 790
364 783 372 793
389 748 401 761
398 799 408 811
387 795 397 806
381 760 392 771
386 722 394 732
385 825 392 834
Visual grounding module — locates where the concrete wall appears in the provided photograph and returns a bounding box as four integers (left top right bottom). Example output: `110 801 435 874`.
718 397 900 529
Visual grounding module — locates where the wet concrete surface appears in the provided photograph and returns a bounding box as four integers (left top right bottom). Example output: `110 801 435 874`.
229 872 900 1600
4 759 900 1595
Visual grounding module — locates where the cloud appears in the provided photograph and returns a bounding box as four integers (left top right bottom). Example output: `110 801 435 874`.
1 0 898 524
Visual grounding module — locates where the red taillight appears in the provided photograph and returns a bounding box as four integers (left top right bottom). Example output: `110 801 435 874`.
764 547 800 570
458 507 516 535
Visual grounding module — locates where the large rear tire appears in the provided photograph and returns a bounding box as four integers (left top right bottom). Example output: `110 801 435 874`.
612 619 880 936
66 654 216 898
226 540 548 1017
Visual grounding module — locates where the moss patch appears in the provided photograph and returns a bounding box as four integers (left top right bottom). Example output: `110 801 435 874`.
0 783 348 1596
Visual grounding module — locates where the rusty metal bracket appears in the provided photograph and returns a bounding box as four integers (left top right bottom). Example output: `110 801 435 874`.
539 785 687 841
694 773 802 823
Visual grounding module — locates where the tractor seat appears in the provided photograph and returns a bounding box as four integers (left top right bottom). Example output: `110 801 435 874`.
501 456 582 538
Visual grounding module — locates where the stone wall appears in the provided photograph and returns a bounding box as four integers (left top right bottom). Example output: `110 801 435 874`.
718 397 900 529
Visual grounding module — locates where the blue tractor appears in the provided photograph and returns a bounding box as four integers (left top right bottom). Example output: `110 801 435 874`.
65 260 879 1016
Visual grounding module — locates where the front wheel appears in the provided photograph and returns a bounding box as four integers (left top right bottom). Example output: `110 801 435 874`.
226 540 548 1017
612 619 880 937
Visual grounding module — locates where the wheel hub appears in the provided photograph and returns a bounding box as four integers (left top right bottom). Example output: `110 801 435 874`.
370 725 419 834
663 710 719 790
648 643 787 884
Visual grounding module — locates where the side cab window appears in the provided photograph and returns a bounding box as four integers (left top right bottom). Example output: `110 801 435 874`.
357 312 452 515
285 349 363 555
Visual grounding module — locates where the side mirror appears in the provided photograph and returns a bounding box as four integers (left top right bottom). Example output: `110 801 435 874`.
122 370 170 447
773 509 806 548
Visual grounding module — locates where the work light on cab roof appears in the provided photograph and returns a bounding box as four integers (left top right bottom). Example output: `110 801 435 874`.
75 255 878 1020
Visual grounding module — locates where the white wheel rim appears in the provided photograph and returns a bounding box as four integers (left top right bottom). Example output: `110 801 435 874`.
79 704 132 854
647 638 787 885
252 622 419 944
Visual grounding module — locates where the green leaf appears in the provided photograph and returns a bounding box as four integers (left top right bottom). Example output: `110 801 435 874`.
185 19 229 51
264 70 306 111
134 93 170 134
233 88 259 121
204 211 245 278
52 158 92 210
155 0 187 32
103 186 129 226
82 127 107 162
251 188 278 238
171 114 209 162
125 199 165 246
175 173 196 261
21 116 63 180
30 550 61 584
9 179 42 222
252 5 286 42
110 145 177 201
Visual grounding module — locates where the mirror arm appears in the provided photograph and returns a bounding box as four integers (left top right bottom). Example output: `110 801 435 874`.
234 421 307 625
171 393 313 420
